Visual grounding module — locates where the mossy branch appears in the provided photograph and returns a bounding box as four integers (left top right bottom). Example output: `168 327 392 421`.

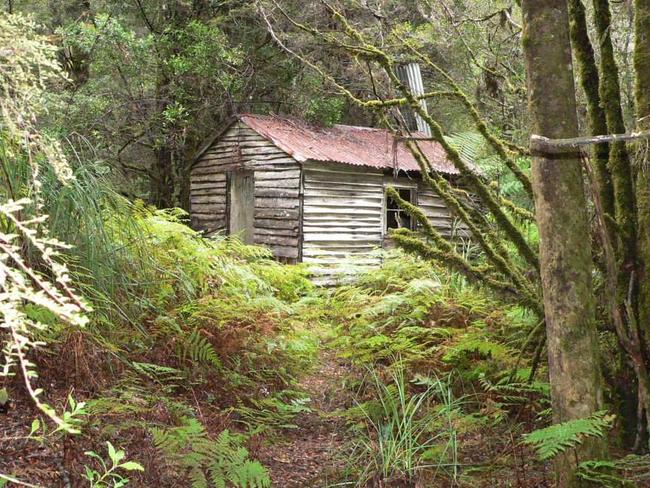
397 38 533 195
386 186 541 312
401 140 515 261
261 0 540 288
490 184 535 222
315 3 539 268
267 0 532 195
567 0 615 227
592 0 637 268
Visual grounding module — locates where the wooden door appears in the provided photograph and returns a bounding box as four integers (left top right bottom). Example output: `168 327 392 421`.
229 170 254 243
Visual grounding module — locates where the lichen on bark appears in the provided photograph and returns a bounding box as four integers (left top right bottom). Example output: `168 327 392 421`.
634 0 650 357
567 0 615 229
521 0 608 483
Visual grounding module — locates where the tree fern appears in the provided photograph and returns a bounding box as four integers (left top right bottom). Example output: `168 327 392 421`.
523 411 614 460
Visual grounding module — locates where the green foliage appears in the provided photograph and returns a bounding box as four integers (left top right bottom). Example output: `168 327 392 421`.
180 329 222 369
131 362 185 390
523 411 614 460
0 13 91 434
249 262 314 303
235 389 312 433
331 252 522 380
305 95 346 126
84 441 144 488
152 418 270 488
345 366 461 486
445 131 532 209
577 455 650 487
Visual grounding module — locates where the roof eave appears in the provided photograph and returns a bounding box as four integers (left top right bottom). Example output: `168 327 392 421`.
190 115 241 169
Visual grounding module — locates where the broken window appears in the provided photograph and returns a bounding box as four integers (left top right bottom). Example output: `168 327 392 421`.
386 188 415 231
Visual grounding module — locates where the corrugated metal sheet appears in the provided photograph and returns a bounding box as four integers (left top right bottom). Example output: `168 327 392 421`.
239 114 461 174
396 63 432 137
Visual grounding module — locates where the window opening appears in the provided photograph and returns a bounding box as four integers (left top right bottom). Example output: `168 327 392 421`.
386 188 415 231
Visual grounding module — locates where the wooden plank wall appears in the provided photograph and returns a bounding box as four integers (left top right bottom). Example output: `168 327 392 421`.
302 162 384 272
417 183 455 237
383 176 455 238
190 121 302 259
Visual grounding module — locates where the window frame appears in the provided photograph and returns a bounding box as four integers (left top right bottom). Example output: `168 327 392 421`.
384 186 417 233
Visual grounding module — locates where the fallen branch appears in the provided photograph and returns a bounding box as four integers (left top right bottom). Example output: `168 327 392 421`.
530 130 650 154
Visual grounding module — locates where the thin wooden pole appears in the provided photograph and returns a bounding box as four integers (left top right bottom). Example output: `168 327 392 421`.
531 130 650 154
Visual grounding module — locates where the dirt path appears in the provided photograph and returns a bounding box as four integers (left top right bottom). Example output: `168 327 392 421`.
256 350 352 487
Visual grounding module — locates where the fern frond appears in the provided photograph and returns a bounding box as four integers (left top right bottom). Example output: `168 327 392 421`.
151 420 270 488
189 467 209 488
182 329 222 368
226 460 271 488
524 411 614 460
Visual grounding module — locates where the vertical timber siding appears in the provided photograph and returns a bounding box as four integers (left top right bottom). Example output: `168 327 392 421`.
190 121 301 259
302 162 384 272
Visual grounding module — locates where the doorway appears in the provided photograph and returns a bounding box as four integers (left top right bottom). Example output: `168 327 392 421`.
228 170 254 243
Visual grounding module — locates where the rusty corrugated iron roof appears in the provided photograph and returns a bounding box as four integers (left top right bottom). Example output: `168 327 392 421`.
238 114 462 174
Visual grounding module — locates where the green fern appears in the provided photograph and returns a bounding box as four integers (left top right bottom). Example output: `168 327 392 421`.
181 329 222 368
577 455 650 487
479 375 550 405
152 417 270 488
226 461 269 488
131 361 185 389
235 390 312 433
443 331 511 363
523 411 614 460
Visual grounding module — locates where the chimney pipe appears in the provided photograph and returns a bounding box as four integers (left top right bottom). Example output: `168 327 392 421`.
396 63 432 137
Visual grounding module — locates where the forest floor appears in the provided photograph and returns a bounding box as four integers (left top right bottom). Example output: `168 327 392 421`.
255 349 352 487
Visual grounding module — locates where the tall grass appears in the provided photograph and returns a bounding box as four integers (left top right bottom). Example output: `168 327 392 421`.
347 365 462 486
42 163 150 325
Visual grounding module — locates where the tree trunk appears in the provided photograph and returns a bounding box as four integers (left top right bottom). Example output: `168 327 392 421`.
635 0 650 449
521 1 608 484
592 0 637 281
567 0 614 230
152 144 174 209
635 0 650 360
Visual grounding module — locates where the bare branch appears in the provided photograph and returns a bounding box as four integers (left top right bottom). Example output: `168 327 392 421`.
530 130 650 154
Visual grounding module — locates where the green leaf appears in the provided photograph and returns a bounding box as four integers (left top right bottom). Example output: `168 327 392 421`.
0 388 8 406
107 442 122 464
120 461 145 472
29 418 40 436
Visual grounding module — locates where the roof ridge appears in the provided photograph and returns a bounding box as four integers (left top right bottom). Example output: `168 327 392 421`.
225 113 462 175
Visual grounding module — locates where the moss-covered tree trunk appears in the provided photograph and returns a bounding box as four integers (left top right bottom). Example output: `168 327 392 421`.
634 0 650 449
635 0 650 359
567 0 614 228
592 0 637 294
521 0 607 484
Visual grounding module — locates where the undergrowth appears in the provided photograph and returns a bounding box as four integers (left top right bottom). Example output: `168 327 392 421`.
322 251 551 486
6 189 321 485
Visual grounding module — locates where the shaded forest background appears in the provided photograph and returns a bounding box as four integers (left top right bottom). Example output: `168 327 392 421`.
8 0 553 208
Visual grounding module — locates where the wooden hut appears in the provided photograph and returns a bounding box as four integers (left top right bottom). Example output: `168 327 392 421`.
190 114 467 269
